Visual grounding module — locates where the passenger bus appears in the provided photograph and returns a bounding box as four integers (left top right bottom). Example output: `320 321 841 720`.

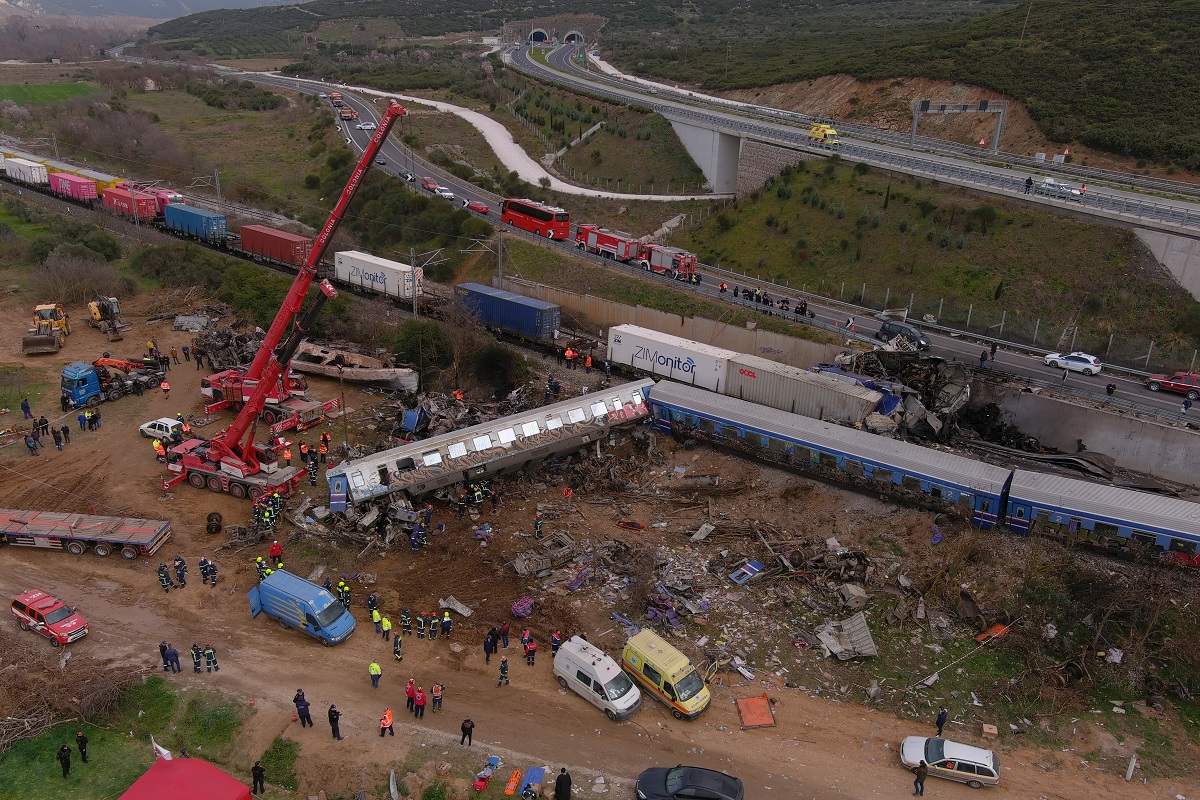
500 198 571 239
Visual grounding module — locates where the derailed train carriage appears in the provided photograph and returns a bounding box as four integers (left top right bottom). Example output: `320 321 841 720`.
646 381 1200 563
327 379 655 507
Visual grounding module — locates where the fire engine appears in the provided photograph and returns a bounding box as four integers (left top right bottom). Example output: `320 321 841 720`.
574 224 699 281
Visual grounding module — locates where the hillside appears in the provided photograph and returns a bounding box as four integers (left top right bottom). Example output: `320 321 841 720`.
2 0 291 19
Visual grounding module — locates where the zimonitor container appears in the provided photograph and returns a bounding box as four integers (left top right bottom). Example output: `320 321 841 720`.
239 225 313 267
49 172 99 201
726 353 882 423
606 324 737 393
335 251 422 300
164 204 228 243
454 283 560 341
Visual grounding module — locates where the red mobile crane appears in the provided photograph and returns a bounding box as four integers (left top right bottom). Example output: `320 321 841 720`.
163 100 408 499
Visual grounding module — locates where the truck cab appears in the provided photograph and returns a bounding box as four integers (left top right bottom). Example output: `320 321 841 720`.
61 361 123 407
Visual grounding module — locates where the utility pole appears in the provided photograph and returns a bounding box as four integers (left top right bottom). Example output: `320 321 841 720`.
497 229 504 284
410 246 418 318
1019 0 1035 44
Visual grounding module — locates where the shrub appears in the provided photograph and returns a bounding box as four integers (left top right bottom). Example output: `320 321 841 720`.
917 200 937 219
898 219 908 233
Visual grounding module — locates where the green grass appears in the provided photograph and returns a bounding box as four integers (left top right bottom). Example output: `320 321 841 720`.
0 83 95 105
0 677 243 800
259 736 300 791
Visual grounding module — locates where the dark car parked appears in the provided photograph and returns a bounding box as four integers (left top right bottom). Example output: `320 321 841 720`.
636 766 744 800
874 320 931 350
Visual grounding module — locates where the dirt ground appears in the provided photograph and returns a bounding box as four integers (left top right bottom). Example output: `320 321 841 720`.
718 75 1194 185
1 293 1198 799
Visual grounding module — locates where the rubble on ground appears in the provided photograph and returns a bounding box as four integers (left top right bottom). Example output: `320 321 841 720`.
191 323 266 370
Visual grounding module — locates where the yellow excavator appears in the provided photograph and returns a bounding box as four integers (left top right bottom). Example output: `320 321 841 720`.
21 303 71 355
87 296 132 341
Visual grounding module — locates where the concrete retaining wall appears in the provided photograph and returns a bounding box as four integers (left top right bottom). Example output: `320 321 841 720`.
971 381 1200 488
498 277 847 367
736 139 821 196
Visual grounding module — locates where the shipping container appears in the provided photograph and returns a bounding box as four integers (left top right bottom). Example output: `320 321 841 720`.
164 203 228 243
4 157 49 186
455 283 560 341
334 251 423 300
239 224 313 267
102 186 159 219
49 172 99 201
726 354 882 424
607 324 737 393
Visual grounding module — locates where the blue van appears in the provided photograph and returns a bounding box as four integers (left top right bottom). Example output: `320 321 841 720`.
248 570 356 645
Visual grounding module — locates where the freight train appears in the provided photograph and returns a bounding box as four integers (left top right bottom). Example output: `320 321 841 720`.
647 380 1200 567
0 147 427 296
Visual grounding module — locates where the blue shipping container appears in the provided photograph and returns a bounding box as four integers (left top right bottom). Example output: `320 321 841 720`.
455 283 561 341
163 204 228 243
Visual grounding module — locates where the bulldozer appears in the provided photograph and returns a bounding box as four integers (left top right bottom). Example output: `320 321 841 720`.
87 296 132 341
21 303 71 355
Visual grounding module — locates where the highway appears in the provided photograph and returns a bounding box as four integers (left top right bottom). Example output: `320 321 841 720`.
511 45 1200 236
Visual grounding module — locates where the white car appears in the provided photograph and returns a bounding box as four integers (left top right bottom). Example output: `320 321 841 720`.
900 736 1000 788
434 186 456 201
1033 178 1085 201
1044 351 1102 375
139 417 184 440
356 122 376 130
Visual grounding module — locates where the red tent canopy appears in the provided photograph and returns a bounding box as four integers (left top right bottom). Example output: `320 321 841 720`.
120 757 251 800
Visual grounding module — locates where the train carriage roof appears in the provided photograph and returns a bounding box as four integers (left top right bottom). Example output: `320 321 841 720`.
1010 470 1200 538
648 381 1011 495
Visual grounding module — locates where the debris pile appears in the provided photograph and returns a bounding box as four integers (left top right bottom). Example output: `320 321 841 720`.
191 324 265 371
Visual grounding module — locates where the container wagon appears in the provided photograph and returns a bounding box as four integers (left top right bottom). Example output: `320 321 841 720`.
726 353 882 424
455 283 560 341
164 204 228 243
102 186 159 220
4 157 49 186
0 508 172 558
240 224 312 267
607 324 737 393
49 173 99 202
334 250 422 300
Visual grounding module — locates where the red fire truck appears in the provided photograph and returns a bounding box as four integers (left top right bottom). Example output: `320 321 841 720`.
574 224 640 261
636 243 699 281
574 224 699 281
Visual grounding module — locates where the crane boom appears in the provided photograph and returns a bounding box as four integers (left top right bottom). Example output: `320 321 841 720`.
244 100 407 383
175 99 407 482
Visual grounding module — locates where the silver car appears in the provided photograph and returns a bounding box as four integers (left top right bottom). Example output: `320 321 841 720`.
1044 351 1102 375
1033 178 1084 201
900 736 1000 788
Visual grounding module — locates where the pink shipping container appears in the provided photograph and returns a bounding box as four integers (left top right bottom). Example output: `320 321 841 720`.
239 224 313 267
102 186 159 220
49 172 99 201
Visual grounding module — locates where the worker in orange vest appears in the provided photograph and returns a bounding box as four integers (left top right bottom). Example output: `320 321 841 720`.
283 446 292 467
584 355 593 374
318 442 328 463
379 707 394 737
564 347 575 369
161 380 170 400
153 439 166 460
299 442 309 464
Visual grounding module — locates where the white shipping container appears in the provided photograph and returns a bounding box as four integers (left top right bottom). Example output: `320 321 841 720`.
726 354 882 423
607 324 737 393
334 250 423 300
5 157 49 186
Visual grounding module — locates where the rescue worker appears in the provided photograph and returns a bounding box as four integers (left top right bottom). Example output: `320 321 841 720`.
367 593 379 613
323 577 334 593
340 584 351 609
441 611 452 639
413 686 427 719
417 523 428 549
256 557 268 580
276 562 284 571
497 656 510 687
283 446 292 467
499 621 510 649
299 442 309 462
159 640 170 670
401 608 412 636
380 707 394 737
521 628 531 648
152 438 166 461
533 512 544 540
206 559 218 586
719 282 728 293
457 491 468 518
372 608 382 634
551 630 562 655
423 503 434 526
263 567 274 579
319 441 328 463
198 556 211 585
416 612 426 639
161 379 170 400
585 354 593 373
405 678 416 712
309 466 317 487
525 636 538 666
428 610 439 641
393 630 403 661
269 540 283 562
410 529 420 553
329 705 342 740
203 643 219 673
158 563 176 593
381 615 392 641
431 682 443 712
472 483 484 504
368 660 382 689
190 643 203 673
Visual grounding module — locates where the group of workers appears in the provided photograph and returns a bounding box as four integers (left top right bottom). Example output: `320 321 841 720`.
717 282 813 318
560 347 594 372
157 555 216 592
253 493 285 530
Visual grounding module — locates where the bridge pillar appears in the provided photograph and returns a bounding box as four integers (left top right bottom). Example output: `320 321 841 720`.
1136 229 1200 302
667 118 741 194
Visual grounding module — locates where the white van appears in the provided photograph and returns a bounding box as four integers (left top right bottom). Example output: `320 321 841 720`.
553 636 642 720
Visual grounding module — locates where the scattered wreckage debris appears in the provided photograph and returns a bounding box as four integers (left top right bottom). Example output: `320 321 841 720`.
815 612 879 660
192 323 265 371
